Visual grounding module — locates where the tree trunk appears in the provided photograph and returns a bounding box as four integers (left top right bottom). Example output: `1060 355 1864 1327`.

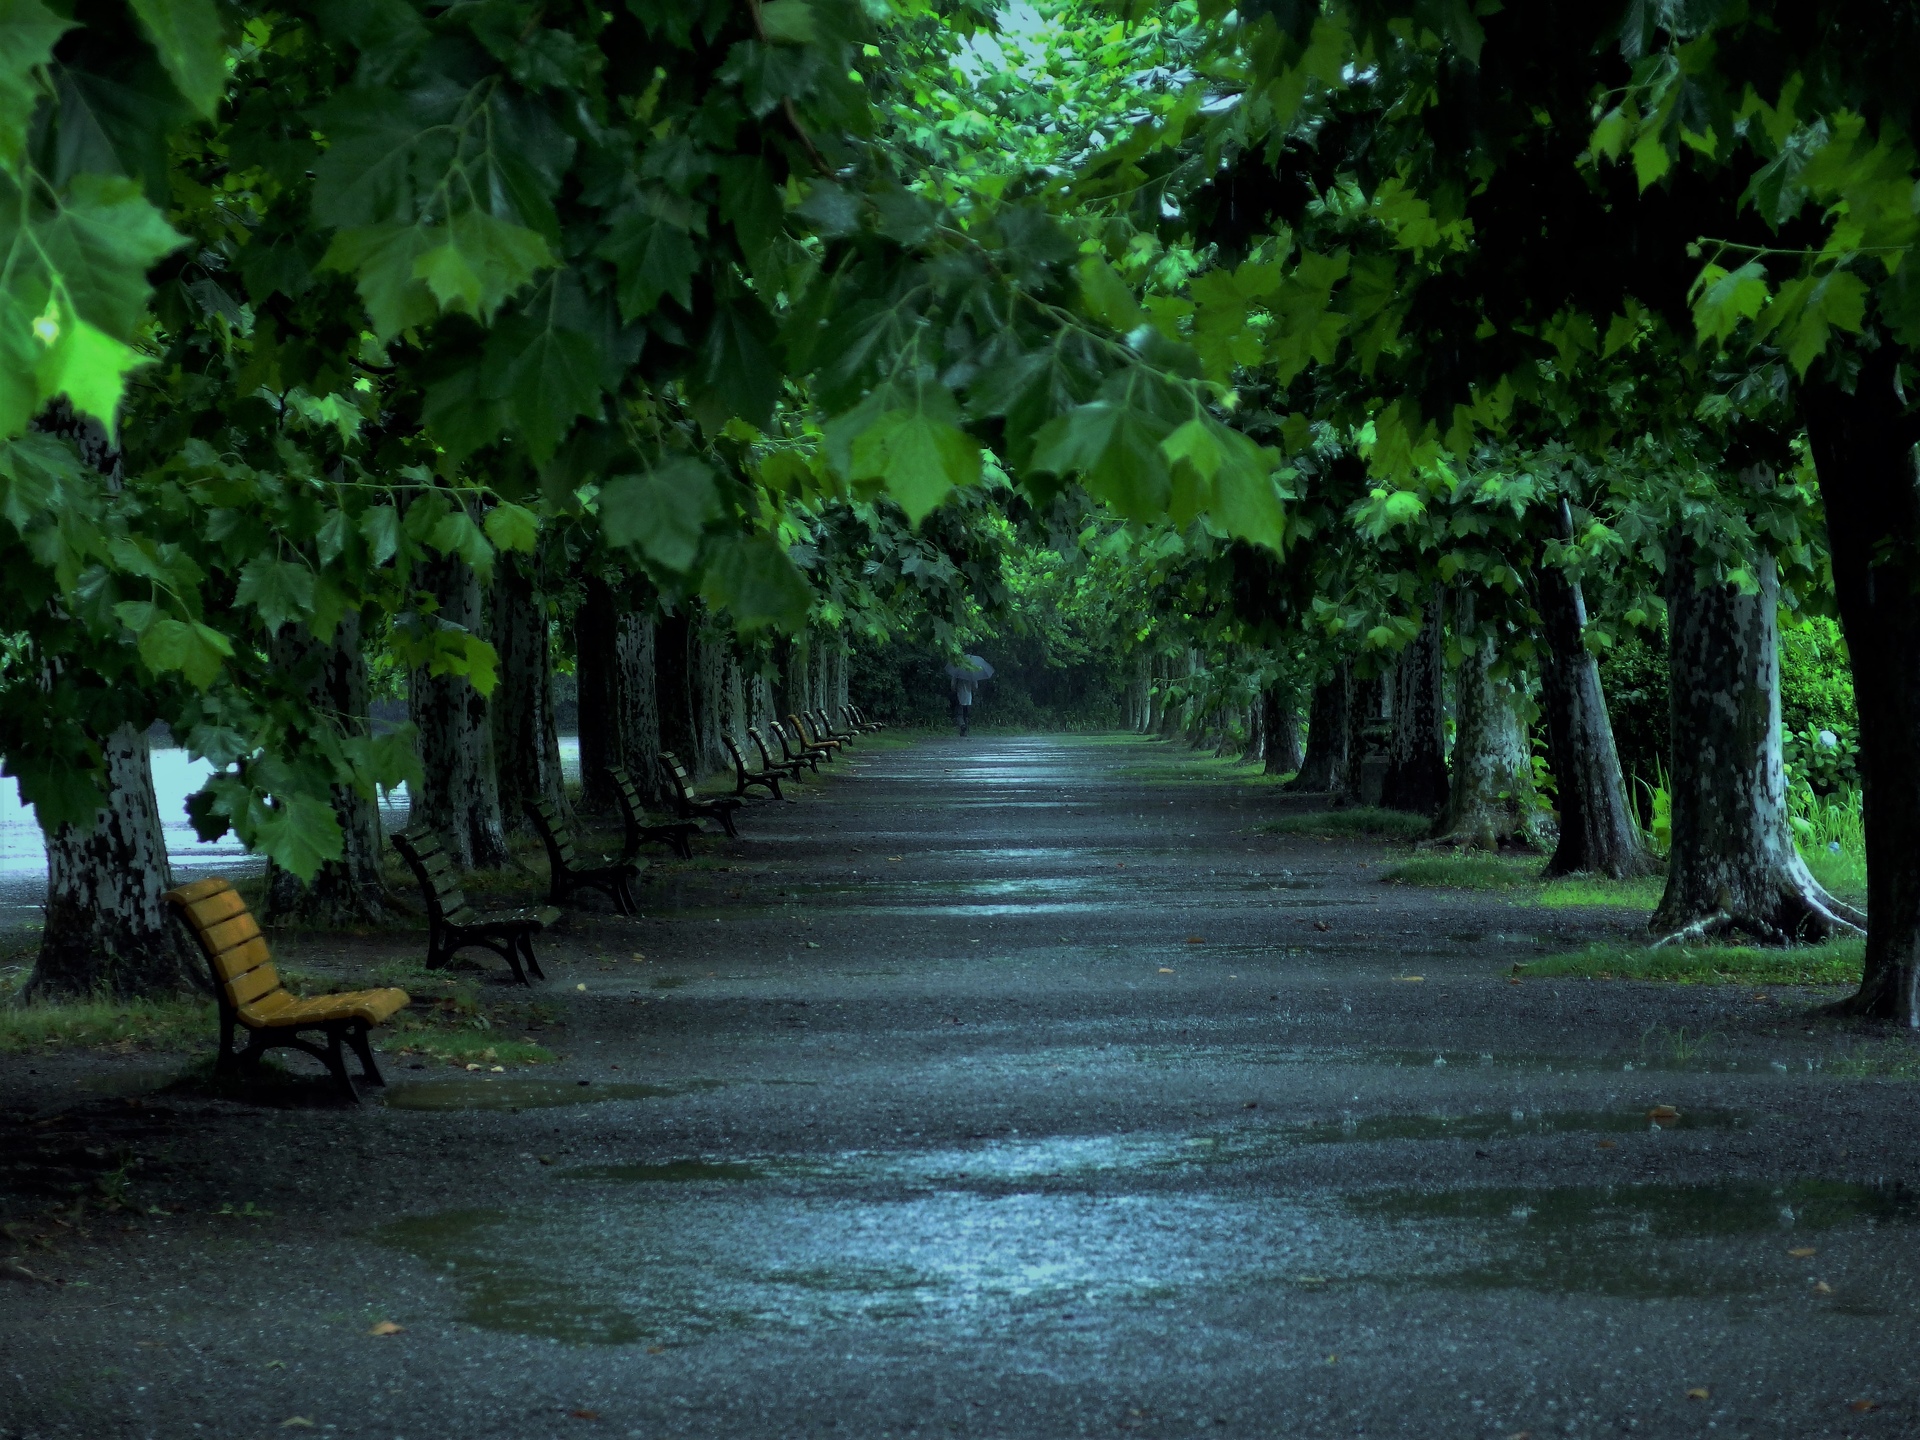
777 635 809 720
656 609 698 772
491 554 568 835
578 583 661 810
1146 654 1167 735
1287 668 1349 791
1652 540 1860 941
832 635 850 710
27 723 184 998
692 614 728 778
409 550 510 870
1338 673 1378 805
1381 596 1449 816
266 611 395 925
1434 589 1544 850
1240 693 1265 763
1536 546 1657 879
1263 685 1304 775
1804 352 1920 1019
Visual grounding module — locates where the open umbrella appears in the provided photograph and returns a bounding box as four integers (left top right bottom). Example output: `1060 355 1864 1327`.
944 655 994 681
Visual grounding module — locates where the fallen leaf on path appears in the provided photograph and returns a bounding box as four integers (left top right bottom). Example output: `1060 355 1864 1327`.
1686 1388 1709 1401
1596 1141 1617 1150
1313 921 1331 932
1851 1400 1878 1412
280 1420 315 1429
886 856 903 862
368 1321 403 1336
465 1063 481 1071
1508 1433 1532 1440
1647 1105 1680 1124
1507 977 1523 985
646 1345 666 1354
2 1261 55 1285
1789 1247 1816 1258
576 983 587 991
571 1410 601 1420
1814 1281 1833 1294
1158 967 1175 974
1394 975 1425 983
1185 936 1206 944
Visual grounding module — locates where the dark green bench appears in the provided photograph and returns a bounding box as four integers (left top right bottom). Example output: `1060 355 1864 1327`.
607 764 702 860
660 751 745 837
391 828 558 985
525 797 643 913
722 733 787 801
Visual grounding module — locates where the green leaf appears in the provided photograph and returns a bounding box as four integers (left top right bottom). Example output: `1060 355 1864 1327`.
1632 132 1671 189
0 0 73 171
34 315 149 437
39 173 187 340
426 508 494 579
1755 269 1868 374
1029 400 1172 523
688 297 779 433
596 208 698 320
759 0 817 43
360 504 400 565
482 501 539 554
1077 256 1148 333
248 789 344 880
234 555 315 634
1689 261 1769 346
127 0 225 119
319 224 437 339
837 381 981 525
138 616 231 688
698 529 812 632
411 212 554 322
599 456 722 572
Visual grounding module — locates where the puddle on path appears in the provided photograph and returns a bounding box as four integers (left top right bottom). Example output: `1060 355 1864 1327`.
1282 1108 1751 1143
378 1164 1920 1346
380 1077 724 1111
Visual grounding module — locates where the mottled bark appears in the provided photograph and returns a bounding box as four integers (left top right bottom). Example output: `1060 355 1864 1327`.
1381 598 1448 816
409 550 509 870
491 554 568 835
656 610 698 772
776 635 809 719
1287 668 1349 791
1339 673 1378 805
266 611 395 925
28 723 184 998
692 615 728 778
1147 654 1168 735
1536 547 1657 880
1434 590 1543 850
831 635 850 710
1652 542 1859 942
1262 687 1304 775
577 581 659 811
1805 353 1920 1018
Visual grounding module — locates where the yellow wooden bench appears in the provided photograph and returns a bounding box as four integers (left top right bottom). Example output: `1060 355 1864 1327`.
164 877 410 1102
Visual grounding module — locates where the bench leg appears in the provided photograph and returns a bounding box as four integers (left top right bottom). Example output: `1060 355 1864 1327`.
718 809 738 838
215 1012 241 1078
321 1028 359 1103
521 934 546 981
502 942 528 986
346 1022 385 1086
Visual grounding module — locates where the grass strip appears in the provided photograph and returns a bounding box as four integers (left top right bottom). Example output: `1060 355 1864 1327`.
1265 808 1435 840
1524 938 1864 985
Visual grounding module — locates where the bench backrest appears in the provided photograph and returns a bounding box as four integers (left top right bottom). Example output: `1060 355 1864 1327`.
525 797 577 870
787 713 824 746
391 828 470 922
748 727 781 770
163 877 285 1014
658 751 695 802
721 733 752 778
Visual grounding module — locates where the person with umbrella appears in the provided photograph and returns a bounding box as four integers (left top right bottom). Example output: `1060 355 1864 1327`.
944 655 993 736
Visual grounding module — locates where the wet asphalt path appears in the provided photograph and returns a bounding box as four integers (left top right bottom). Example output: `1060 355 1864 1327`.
4 733 1920 1439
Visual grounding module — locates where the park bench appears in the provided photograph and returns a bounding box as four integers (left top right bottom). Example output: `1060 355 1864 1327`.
757 722 820 775
606 764 701 860
836 704 877 734
812 707 857 744
722 733 787 801
749 725 811 780
163 877 409 1102
391 828 557 985
660 751 745 837
785 713 842 762
849 704 885 731
525 797 643 913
